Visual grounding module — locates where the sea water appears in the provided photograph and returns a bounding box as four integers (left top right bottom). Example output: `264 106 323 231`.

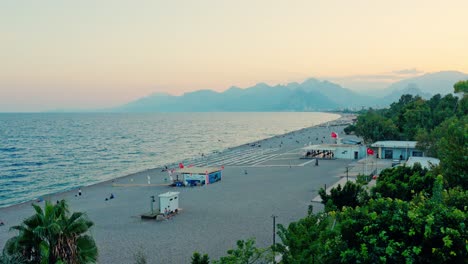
0 112 338 207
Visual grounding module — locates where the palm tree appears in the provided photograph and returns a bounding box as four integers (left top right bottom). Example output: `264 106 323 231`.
4 200 98 264
0 252 26 264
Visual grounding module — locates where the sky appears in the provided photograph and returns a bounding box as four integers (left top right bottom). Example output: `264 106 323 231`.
1 0 467 112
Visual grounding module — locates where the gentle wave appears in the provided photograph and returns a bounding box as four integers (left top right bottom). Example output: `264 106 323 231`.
0 112 339 207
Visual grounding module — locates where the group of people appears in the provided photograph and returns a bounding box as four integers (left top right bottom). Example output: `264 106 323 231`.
105 193 115 201
305 150 334 159
163 207 178 219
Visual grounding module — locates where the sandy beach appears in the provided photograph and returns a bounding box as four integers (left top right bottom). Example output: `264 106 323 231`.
0 114 358 263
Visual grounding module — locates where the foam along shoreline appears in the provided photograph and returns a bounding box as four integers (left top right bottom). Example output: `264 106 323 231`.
0 113 356 263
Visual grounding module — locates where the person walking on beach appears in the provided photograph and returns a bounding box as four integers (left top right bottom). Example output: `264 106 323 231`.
78 188 82 196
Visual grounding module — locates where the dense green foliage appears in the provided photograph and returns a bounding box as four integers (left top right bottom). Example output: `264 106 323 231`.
0 252 26 264
343 124 356 135
213 239 272 264
192 252 210 264
3 200 97 264
454 80 468 93
417 116 468 188
349 91 466 144
319 181 369 211
278 176 468 263
372 164 434 201
355 111 399 143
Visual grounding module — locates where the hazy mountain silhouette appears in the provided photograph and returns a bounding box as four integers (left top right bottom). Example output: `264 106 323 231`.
112 71 468 112
114 79 371 112
383 71 468 97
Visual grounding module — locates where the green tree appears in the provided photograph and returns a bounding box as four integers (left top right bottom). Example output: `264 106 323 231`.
434 116 468 188
319 181 369 211
0 252 26 264
276 212 343 264
192 252 210 264
213 239 272 264
4 200 98 264
372 164 434 201
453 80 468 93
355 111 399 143
343 124 356 135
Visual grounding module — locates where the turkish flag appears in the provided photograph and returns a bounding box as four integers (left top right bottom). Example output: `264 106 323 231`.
367 148 374 155
331 132 337 138
179 163 184 169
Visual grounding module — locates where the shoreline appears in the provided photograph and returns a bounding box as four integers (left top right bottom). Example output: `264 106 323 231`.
0 113 351 211
1 113 357 263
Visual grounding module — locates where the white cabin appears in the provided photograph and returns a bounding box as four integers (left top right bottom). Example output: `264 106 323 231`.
159 192 179 213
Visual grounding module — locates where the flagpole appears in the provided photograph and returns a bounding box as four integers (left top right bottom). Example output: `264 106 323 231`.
365 150 368 179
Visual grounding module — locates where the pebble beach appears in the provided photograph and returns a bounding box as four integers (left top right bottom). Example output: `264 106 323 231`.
0 114 357 263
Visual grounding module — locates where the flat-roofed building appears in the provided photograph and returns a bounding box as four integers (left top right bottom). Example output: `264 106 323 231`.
370 141 423 160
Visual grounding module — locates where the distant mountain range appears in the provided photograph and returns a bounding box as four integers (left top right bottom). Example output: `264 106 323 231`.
112 71 468 112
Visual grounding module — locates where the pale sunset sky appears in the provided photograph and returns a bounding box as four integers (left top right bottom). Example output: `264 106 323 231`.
1 0 467 111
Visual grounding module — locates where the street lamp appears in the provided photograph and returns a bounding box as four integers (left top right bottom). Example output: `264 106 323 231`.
271 215 277 247
345 166 349 181
150 196 155 215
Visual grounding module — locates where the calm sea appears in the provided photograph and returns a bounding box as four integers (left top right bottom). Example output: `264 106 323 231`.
0 112 338 208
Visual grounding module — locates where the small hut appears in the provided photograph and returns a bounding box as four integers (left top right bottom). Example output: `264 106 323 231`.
158 192 179 213
178 167 222 186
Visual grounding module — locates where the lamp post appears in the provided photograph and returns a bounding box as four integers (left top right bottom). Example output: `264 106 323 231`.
150 196 155 215
345 166 349 181
271 215 277 247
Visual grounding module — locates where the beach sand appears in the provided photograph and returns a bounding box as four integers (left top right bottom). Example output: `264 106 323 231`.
0 114 358 263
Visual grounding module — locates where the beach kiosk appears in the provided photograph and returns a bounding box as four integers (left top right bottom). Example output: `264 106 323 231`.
178 166 222 186
159 191 179 213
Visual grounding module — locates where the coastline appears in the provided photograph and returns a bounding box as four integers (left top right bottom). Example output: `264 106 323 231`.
0 113 357 263
0 113 350 211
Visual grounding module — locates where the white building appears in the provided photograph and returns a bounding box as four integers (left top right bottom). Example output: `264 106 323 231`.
370 141 423 160
158 192 179 213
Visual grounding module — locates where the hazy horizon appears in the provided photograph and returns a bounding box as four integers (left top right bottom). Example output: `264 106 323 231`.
1 0 468 112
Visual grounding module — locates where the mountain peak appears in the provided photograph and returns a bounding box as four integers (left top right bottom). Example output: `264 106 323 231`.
385 70 468 96
301 78 320 85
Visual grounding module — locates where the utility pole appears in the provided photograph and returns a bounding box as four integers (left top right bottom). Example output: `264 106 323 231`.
345 166 349 181
271 215 277 247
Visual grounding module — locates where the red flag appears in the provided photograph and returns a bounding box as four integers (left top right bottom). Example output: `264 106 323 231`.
221 165 224 170
179 163 184 169
331 132 337 138
367 148 374 155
